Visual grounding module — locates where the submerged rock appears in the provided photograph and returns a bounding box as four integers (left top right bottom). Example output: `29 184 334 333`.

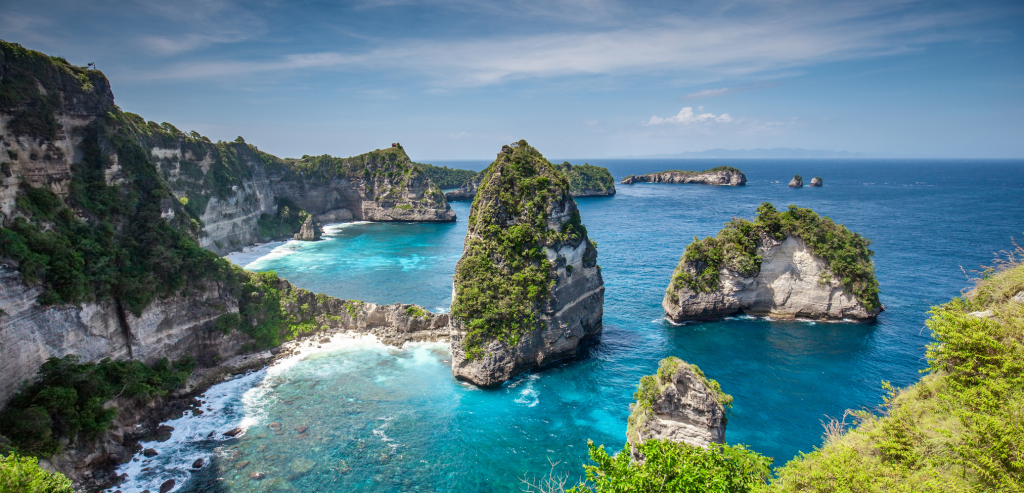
620 167 746 186
789 175 803 187
663 203 882 322
191 458 204 469
809 176 823 187
627 357 729 458
293 216 323 241
449 141 605 387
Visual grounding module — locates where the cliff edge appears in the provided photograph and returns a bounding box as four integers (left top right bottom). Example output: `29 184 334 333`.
663 203 882 322
627 357 729 458
448 141 604 387
621 167 746 186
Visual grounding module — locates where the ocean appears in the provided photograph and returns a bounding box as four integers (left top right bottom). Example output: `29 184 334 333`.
111 159 1024 493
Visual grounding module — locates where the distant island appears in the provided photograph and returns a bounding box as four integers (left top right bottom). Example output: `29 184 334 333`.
446 161 615 201
621 166 747 186
624 148 865 159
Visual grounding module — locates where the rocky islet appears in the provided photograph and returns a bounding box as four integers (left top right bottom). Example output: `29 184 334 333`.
620 166 747 186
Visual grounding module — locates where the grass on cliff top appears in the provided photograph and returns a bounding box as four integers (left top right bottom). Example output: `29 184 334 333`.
557 162 615 193
670 202 881 311
450 140 593 359
767 251 1024 492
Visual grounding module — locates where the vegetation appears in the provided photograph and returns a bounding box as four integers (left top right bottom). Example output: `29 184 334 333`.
0 453 74 493
405 305 428 318
556 440 771 493
450 141 592 359
0 355 194 456
670 203 880 310
556 162 615 193
768 253 1024 492
257 197 311 240
418 163 478 189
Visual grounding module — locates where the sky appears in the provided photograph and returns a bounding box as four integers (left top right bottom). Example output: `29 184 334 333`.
2 0 1023 160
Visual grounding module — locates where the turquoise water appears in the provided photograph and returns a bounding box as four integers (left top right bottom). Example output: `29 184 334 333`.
121 160 1024 493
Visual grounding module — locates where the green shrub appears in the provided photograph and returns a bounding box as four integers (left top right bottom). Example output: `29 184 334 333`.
671 203 880 310
0 453 74 493
0 356 194 456
769 259 1024 492
565 439 771 493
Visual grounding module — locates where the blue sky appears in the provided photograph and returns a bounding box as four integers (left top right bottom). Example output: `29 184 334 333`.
3 0 1022 160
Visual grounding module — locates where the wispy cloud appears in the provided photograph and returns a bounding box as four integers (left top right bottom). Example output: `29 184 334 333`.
133 0 1006 85
647 107 733 125
681 81 782 100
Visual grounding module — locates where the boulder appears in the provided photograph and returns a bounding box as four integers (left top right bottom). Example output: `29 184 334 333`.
293 216 323 241
627 357 728 459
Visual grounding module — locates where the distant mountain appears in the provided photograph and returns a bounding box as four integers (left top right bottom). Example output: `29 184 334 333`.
626 148 866 159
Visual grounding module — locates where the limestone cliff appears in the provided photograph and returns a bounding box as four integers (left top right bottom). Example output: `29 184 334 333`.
620 167 746 186
627 357 728 457
663 203 882 322
445 161 615 201
266 147 455 224
448 141 604 387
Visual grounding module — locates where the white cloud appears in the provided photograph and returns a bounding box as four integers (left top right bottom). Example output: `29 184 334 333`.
648 107 733 125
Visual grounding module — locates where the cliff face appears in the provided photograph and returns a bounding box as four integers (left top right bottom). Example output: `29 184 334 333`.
627 357 728 458
663 204 882 322
664 236 880 321
620 167 746 186
267 147 455 224
448 141 604 387
444 174 480 201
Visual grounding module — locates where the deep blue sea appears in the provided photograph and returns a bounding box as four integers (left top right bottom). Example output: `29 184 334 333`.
114 159 1024 493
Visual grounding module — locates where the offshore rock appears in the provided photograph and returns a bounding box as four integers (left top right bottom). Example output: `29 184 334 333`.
663 236 881 321
627 357 727 458
620 168 746 186
809 177 823 187
449 142 604 387
789 175 804 187
293 215 323 241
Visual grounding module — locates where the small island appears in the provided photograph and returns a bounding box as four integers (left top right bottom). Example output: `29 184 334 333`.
620 166 747 186
445 160 615 201
789 174 804 187
810 176 823 187
663 203 883 322
448 141 605 387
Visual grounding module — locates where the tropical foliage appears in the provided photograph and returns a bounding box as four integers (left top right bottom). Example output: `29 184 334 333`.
418 163 478 189
0 453 74 493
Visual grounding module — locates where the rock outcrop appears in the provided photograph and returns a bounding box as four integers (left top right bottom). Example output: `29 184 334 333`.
446 161 615 201
809 177 823 187
293 215 323 241
627 357 728 457
789 175 803 187
664 204 882 322
620 167 746 186
448 141 604 387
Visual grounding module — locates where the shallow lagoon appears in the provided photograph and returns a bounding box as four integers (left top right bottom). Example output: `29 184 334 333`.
114 159 1024 492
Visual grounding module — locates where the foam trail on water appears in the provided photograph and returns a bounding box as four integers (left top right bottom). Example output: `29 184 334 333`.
107 333 390 493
